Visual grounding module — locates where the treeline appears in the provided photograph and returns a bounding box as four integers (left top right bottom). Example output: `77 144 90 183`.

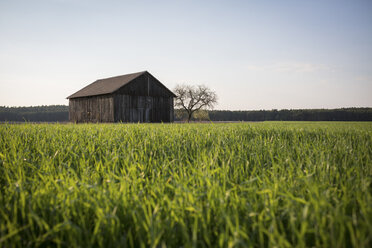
208 108 372 121
0 105 69 122
1 105 371 122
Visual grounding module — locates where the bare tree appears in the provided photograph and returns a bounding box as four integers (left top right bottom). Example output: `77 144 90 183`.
174 84 218 122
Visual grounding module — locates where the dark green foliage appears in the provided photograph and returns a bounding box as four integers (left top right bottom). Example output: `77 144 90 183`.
208 108 372 121
1 106 372 122
0 105 68 122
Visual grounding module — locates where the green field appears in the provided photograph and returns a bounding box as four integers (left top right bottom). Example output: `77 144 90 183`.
0 122 371 247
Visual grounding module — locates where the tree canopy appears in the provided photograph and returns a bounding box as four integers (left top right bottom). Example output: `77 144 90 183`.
173 85 218 122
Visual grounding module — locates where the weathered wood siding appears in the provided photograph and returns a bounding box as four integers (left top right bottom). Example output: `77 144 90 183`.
115 73 174 97
114 95 173 122
69 95 114 122
68 72 174 123
113 72 174 122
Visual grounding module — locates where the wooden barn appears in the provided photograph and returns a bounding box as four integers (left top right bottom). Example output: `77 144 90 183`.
67 71 176 123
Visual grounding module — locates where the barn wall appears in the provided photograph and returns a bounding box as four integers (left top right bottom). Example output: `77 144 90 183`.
114 94 174 122
115 73 174 97
69 95 114 122
113 72 174 122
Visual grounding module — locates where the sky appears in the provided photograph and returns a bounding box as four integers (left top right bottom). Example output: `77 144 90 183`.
0 0 371 110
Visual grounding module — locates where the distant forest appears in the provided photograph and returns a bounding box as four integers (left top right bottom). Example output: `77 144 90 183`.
1 105 371 122
0 105 68 122
208 108 372 121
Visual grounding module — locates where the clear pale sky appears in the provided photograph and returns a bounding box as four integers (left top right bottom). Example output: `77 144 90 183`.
1 0 371 110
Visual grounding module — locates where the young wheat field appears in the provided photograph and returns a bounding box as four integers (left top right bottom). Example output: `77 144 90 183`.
0 122 371 247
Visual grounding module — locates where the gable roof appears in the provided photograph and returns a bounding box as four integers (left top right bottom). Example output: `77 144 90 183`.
67 71 175 99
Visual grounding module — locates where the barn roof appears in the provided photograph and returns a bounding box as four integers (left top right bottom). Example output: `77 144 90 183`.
67 71 175 99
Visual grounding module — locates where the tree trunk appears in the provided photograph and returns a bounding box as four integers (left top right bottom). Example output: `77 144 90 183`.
187 112 192 122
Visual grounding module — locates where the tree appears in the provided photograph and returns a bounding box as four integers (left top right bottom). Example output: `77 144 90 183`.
173 84 217 122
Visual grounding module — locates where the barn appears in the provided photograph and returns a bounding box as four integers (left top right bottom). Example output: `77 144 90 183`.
67 71 176 123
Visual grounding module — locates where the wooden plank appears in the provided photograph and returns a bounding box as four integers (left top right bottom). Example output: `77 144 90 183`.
69 95 114 123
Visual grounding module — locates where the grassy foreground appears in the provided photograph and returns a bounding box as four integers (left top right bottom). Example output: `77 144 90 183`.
0 122 371 247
